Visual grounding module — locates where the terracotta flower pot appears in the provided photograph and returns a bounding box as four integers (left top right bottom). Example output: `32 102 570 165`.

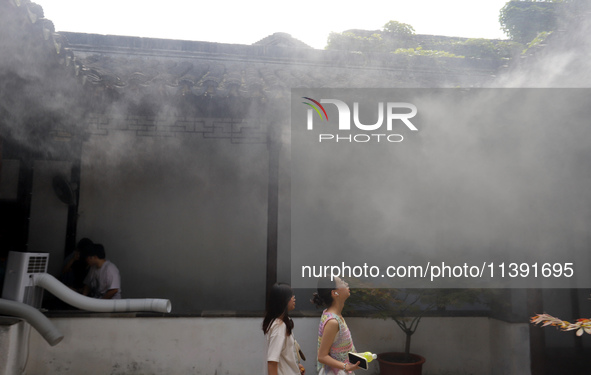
377 352 426 375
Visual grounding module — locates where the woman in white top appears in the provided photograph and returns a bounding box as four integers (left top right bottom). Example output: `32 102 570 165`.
263 283 305 375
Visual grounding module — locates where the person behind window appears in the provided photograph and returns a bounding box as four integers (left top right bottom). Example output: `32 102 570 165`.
62 237 93 292
82 244 121 299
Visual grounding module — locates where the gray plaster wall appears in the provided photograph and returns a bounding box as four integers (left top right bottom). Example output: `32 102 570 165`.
13 316 529 375
0 318 24 375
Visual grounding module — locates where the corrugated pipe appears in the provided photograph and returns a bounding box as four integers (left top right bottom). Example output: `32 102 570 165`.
32 273 172 313
0 298 63 346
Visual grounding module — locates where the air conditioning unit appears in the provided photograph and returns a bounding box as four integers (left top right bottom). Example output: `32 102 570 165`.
1 251 49 308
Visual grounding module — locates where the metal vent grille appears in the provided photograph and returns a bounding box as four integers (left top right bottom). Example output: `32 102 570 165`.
27 256 48 273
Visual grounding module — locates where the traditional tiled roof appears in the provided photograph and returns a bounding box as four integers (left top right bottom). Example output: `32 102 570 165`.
2 0 503 106
60 32 502 102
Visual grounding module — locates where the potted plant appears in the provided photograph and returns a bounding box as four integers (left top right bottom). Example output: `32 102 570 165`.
347 287 486 375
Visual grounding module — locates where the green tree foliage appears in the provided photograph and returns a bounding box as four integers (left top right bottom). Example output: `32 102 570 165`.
499 1 562 43
443 38 523 59
326 31 384 53
522 31 553 53
382 20 416 37
325 19 522 60
392 47 464 58
326 20 417 52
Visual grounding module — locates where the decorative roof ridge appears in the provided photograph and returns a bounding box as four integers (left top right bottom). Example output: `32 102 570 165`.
59 32 333 64
252 32 313 49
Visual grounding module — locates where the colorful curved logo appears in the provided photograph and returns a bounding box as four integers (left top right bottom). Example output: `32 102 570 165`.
302 97 328 121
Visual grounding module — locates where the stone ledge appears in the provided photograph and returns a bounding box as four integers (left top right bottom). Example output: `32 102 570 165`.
0 317 22 326
40 308 500 320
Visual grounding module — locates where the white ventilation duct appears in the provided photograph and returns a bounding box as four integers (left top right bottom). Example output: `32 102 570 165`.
0 252 62 347
1 251 170 352
0 298 64 346
32 273 172 313
2 251 172 313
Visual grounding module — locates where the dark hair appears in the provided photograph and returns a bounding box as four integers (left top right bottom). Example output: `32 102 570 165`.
76 238 94 254
262 283 294 336
85 243 106 260
311 277 337 308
